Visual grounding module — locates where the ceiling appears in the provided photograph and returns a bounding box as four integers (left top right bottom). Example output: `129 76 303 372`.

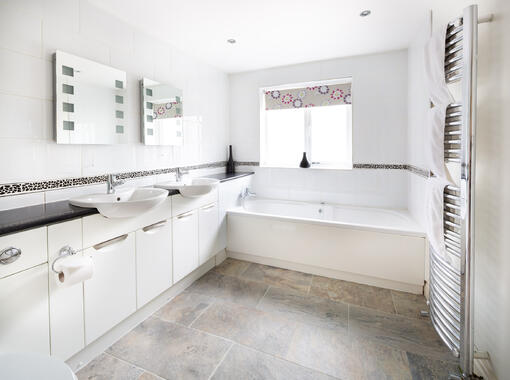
88 0 432 73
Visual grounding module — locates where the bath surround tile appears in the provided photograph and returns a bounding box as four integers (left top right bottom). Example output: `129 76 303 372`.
310 275 396 314
211 344 336 380
107 317 231 380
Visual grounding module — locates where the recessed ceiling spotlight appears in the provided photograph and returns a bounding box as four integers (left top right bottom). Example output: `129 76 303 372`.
360 10 371 17
227 38 236 44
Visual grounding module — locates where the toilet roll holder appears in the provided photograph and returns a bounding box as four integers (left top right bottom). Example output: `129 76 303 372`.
51 245 81 274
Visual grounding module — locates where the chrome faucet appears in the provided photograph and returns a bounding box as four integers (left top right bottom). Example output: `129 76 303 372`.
106 174 124 194
175 167 188 182
241 188 256 200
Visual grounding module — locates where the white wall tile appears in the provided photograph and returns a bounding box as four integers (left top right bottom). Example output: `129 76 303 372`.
0 192 45 211
0 49 51 99
0 0 42 58
0 93 45 140
44 183 104 203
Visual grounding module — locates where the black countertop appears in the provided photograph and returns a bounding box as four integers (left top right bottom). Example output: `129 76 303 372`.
0 172 254 236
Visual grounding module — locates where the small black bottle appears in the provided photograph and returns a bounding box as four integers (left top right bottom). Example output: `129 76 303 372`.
299 152 310 168
226 145 235 174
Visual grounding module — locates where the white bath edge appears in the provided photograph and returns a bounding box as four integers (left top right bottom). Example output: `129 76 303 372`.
228 208 426 238
227 250 424 294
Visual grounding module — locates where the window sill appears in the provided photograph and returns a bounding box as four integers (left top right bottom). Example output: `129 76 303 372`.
260 164 353 171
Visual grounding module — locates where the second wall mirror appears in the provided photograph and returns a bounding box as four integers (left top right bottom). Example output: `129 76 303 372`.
140 78 183 146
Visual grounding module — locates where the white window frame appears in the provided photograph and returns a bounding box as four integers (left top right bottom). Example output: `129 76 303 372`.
260 78 353 170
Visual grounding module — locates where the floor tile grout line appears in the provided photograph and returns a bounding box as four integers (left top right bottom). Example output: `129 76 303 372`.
206 342 234 380
255 285 271 309
188 299 216 328
104 351 167 380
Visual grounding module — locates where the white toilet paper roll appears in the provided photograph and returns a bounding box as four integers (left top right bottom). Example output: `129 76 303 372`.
53 255 94 287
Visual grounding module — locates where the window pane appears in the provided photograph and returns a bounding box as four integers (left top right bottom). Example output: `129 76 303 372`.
310 105 352 167
264 108 305 167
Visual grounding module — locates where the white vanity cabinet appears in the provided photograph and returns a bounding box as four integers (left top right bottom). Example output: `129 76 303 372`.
199 202 219 265
136 220 173 308
0 227 49 355
83 232 136 344
172 210 199 283
47 219 85 360
0 264 50 355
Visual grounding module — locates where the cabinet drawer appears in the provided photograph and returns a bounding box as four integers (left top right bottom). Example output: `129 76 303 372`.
136 220 173 308
172 210 199 283
171 188 218 217
0 227 47 279
0 264 50 355
199 202 219 265
83 232 136 344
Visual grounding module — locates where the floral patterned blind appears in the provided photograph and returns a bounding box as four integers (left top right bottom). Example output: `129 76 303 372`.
264 82 351 110
153 101 183 119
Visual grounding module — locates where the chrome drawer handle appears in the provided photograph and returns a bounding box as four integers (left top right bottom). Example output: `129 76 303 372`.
201 203 216 211
142 220 167 233
0 247 21 265
177 211 194 219
93 234 128 251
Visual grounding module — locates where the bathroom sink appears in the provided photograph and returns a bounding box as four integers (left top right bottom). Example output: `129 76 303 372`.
69 187 168 218
156 177 220 198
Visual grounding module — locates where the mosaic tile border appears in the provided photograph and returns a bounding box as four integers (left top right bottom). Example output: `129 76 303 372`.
0 161 431 197
0 161 227 197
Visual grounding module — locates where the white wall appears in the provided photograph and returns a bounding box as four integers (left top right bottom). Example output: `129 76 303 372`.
230 50 409 208
407 13 431 229
0 0 229 184
406 1 510 377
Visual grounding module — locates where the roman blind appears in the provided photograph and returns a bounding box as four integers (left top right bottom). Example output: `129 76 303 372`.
264 82 351 110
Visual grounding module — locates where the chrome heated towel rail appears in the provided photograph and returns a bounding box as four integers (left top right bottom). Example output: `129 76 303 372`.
430 4 490 379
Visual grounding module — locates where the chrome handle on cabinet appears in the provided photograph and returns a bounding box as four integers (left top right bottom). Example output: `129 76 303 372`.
142 220 167 233
93 234 128 251
177 211 194 219
0 247 21 265
201 203 216 211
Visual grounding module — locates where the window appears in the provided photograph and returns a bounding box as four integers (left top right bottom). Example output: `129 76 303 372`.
260 79 352 169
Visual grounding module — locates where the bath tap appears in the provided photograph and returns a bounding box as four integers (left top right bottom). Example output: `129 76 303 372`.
106 174 125 194
241 188 256 200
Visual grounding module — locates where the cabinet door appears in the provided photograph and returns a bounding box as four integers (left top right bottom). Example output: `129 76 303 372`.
172 210 199 283
218 176 252 250
48 219 84 360
136 220 172 308
199 203 219 265
0 264 50 355
83 233 136 344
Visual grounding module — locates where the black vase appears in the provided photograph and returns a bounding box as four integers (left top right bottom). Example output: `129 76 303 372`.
299 152 310 168
226 145 235 174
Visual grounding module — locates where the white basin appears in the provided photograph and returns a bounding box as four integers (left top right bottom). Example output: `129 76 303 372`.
69 187 168 218
156 177 220 198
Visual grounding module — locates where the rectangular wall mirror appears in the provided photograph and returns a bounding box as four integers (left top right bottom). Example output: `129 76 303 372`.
140 78 183 146
55 50 128 144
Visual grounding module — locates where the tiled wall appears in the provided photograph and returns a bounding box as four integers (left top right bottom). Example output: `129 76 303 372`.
229 50 411 209
0 0 229 185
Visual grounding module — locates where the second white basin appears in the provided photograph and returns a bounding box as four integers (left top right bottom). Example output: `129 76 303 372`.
156 177 220 198
69 187 168 218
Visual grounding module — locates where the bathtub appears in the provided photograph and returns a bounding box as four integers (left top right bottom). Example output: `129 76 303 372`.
227 198 426 293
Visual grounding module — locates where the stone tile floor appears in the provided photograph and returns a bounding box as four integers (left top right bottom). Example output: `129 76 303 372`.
77 258 460 380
